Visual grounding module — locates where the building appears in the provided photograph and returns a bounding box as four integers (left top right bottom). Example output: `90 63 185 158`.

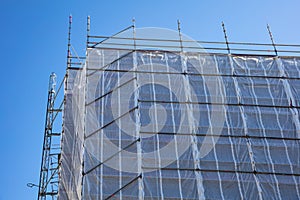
38 17 300 200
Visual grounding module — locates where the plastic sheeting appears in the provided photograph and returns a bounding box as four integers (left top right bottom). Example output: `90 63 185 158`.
59 68 84 199
59 49 300 200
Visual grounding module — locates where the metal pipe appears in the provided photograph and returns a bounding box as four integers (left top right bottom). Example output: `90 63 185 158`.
222 21 231 54
267 24 278 56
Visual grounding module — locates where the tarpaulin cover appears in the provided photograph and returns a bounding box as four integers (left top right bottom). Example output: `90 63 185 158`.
58 49 300 200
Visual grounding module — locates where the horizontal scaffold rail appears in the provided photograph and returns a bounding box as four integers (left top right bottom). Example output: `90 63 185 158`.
87 35 300 57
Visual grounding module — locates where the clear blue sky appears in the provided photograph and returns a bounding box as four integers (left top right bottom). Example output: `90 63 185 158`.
0 0 299 199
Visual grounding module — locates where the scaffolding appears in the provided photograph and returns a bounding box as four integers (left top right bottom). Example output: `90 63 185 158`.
37 17 300 200
37 72 62 200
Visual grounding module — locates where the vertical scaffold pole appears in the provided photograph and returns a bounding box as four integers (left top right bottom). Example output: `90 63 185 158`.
132 18 144 200
87 16 90 49
132 18 136 49
67 15 72 69
222 22 231 54
267 24 278 56
177 20 183 52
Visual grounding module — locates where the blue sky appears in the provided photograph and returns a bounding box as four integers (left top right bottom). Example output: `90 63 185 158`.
0 0 299 199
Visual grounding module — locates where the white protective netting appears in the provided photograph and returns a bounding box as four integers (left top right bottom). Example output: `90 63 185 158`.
59 49 300 200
